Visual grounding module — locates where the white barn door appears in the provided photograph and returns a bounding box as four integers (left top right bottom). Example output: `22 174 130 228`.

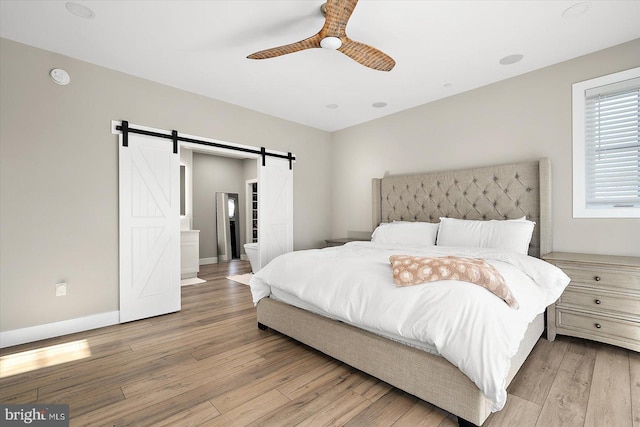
119 133 180 323
257 156 293 270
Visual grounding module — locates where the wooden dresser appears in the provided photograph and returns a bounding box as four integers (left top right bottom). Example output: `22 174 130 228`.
543 252 640 352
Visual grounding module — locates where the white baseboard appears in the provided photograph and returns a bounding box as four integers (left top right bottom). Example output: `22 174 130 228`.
200 257 218 265
240 254 248 261
0 311 120 349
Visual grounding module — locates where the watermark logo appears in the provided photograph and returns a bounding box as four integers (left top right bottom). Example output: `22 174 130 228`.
1 405 68 426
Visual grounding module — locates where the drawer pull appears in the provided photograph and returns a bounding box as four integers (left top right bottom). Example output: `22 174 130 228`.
594 276 601 281
594 299 601 304
594 323 602 329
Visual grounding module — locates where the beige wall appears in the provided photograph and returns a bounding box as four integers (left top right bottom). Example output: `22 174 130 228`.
331 39 640 257
2 35 639 336
0 38 332 332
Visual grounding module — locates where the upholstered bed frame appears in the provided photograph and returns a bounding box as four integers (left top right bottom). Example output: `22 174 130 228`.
256 159 551 426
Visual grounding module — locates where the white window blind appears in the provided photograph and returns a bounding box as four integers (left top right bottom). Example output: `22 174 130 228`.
584 77 640 209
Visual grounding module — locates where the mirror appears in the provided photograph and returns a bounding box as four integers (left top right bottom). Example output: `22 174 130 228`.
216 192 241 261
180 165 186 216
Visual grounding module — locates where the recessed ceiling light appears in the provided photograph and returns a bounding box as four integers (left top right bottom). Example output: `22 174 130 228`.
372 102 387 108
562 2 589 19
499 54 524 65
65 2 95 19
325 104 339 109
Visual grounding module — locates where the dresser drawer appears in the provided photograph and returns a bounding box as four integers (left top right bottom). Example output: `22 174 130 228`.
557 308 640 345
558 287 640 319
558 265 640 292
544 252 640 351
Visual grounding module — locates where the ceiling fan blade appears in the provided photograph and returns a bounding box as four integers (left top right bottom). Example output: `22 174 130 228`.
338 38 396 71
247 33 322 60
247 0 396 71
321 0 359 38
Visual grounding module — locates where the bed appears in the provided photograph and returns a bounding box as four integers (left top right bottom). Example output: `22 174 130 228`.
250 159 569 426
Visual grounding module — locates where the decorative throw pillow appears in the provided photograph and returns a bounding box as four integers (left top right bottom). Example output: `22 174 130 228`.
389 255 519 309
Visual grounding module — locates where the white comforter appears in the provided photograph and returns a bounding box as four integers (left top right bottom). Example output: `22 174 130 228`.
249 242 570 411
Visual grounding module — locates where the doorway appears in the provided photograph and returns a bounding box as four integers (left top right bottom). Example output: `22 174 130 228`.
117 121 293 323
246 180 258 244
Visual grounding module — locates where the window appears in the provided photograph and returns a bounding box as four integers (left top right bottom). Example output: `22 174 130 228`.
573 67 640 218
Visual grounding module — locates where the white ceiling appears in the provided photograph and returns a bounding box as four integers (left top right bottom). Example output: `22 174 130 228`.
1 1 639 132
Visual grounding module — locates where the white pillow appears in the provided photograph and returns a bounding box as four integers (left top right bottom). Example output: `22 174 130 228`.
436 217 535 255
371 221 439 246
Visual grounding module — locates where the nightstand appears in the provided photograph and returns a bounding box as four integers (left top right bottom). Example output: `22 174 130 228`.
543 252 640 352
325 238 370 247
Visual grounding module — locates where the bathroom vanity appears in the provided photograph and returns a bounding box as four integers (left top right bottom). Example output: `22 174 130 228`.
180 230 200 279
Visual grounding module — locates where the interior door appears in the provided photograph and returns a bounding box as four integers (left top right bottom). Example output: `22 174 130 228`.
119 133 180 323
257 156 293 270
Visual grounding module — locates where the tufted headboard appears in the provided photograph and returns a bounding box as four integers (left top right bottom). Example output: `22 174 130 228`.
372 159 551 258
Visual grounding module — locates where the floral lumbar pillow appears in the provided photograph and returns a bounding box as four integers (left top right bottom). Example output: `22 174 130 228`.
389 255 519 309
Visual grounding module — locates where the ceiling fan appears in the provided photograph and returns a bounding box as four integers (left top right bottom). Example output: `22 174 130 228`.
247 0 395 72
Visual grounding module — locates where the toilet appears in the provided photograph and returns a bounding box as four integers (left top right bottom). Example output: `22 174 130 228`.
244 243 259 273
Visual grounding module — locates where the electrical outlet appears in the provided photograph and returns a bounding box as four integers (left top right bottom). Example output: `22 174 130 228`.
56 282 67 297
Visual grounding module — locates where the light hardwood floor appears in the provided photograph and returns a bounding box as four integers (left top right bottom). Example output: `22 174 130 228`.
1 260 638 426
